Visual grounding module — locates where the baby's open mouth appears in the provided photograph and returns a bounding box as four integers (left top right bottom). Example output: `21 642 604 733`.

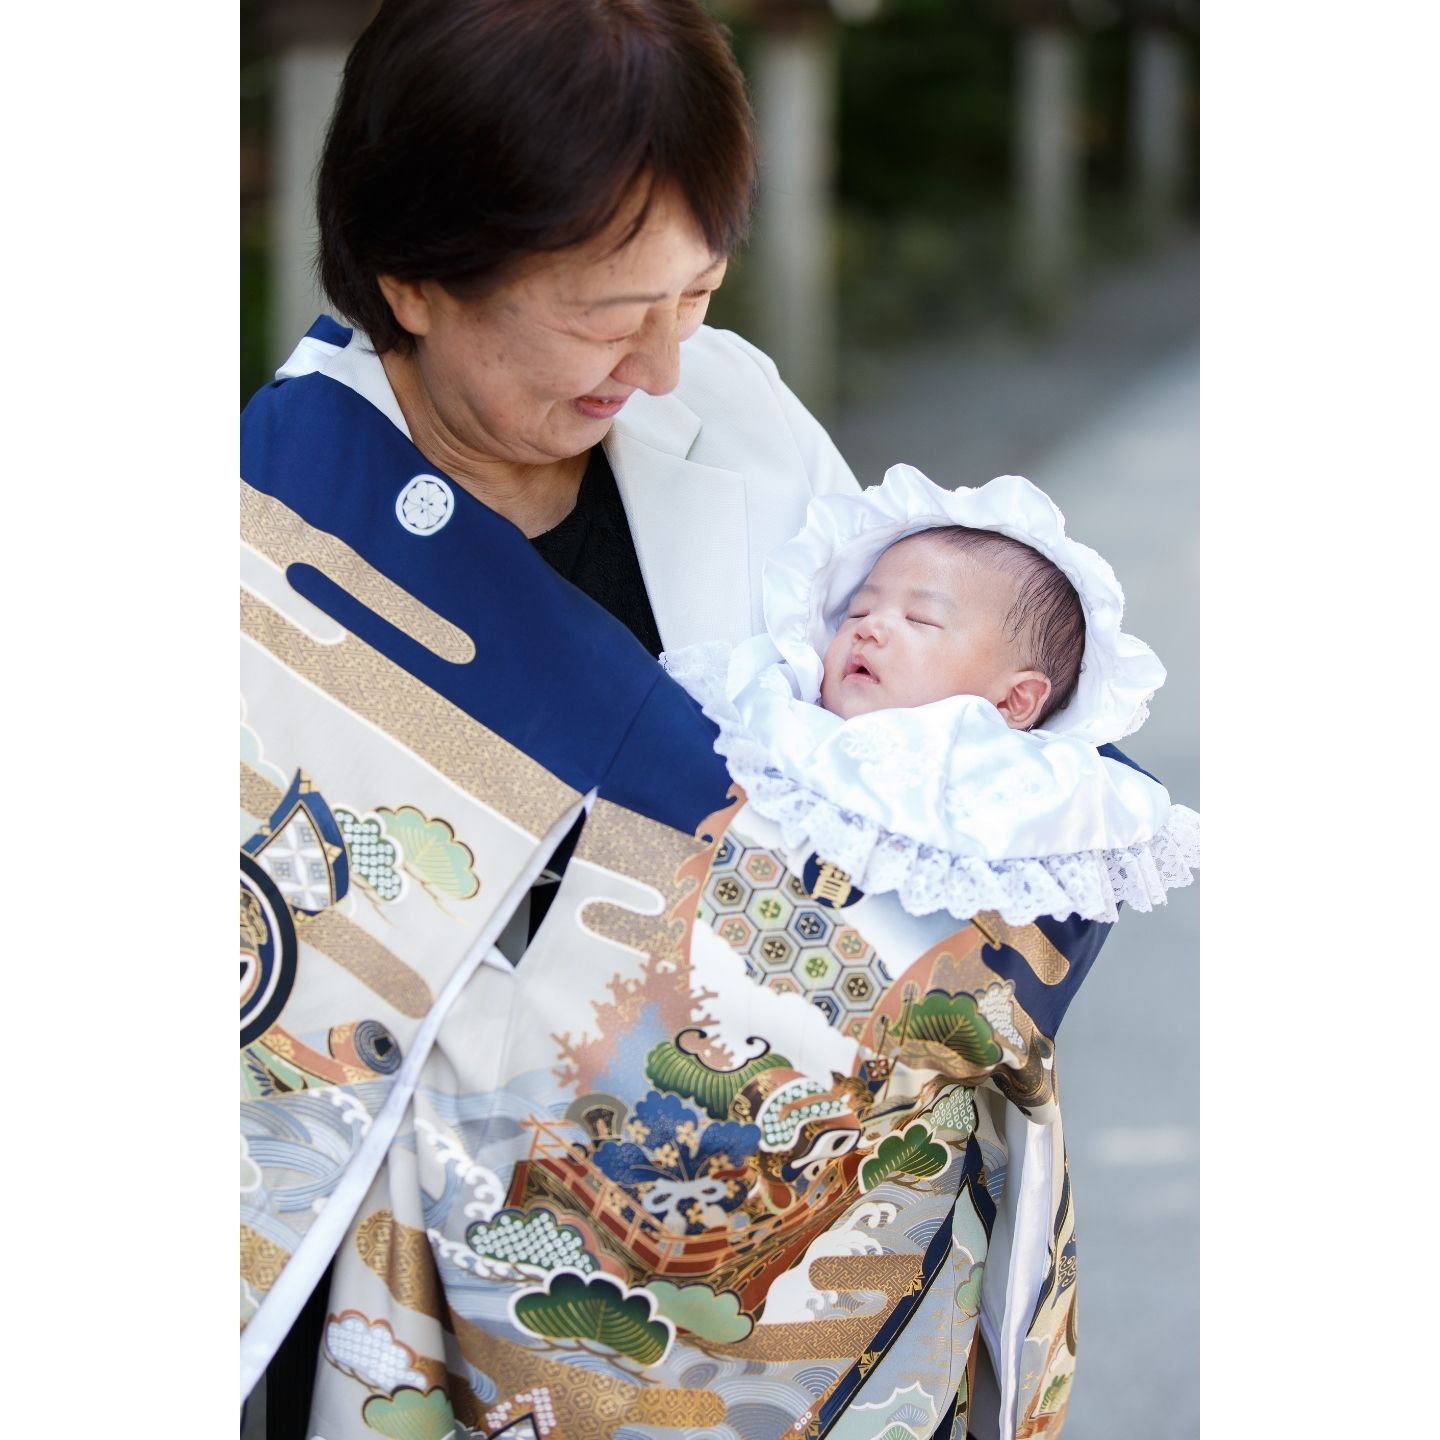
843 654 878 683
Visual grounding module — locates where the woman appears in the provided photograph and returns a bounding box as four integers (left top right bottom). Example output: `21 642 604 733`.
245 1 853 1433
241 4 1114 1437
298 0 856 653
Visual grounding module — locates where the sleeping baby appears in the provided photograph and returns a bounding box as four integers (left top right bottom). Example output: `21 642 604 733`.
664 464 1198 926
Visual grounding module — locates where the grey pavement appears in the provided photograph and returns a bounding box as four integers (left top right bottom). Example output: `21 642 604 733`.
833 238 1199 1440
831 234 1199 494
1028 353 1199 1440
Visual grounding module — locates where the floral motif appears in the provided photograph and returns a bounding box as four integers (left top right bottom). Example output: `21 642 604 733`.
928 1086 978 1138
646 1280 755 1344
956 1260 986 1316
510 1271 674 1366
644 1036 788 1121
467 1208 598 1276
324 1311 427 1394
902 991 1002 1070
335 808 405 901
860 1123 952 1192
591 1092 758 1235
378 806 481 901
977 980 1026 1052
360 1386 456 1440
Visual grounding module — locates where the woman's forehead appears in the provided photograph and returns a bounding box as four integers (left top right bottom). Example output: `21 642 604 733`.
533 190 725 306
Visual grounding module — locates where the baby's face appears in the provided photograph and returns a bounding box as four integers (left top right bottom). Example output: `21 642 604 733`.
820 534 1026 721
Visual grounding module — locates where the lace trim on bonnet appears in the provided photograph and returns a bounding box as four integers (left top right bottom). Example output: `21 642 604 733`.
662 468 1199 926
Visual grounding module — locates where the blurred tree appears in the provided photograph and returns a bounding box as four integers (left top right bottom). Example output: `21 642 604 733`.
1128 0 1193 243
261 1 375 376
1010 2 1084 318
725 2 853 418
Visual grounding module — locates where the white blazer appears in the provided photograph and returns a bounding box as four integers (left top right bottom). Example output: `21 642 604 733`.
277 323 860 652
604 325 859 650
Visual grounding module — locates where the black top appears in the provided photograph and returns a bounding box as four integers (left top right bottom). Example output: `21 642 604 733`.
529 445 663 658
526 444 665 937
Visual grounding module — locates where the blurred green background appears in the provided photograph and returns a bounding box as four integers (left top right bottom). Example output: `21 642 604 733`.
241 0 1197 411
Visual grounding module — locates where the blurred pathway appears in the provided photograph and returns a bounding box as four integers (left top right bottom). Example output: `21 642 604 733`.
831 234 1198 491
1027 350 1199 1440
834 237 1199 1440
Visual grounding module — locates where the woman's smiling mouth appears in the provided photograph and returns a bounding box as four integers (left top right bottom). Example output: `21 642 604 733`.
573 393 631 420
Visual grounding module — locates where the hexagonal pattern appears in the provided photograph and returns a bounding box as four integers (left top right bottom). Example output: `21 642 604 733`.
793 908 832 944
717 916 755 951
797 949 838 989
758 933 794 968
695 834 894 1032
742 851 781 886
746 888 794 931
707 873 750 913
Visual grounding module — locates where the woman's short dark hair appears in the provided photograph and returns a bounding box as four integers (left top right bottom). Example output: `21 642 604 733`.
316 0 757 352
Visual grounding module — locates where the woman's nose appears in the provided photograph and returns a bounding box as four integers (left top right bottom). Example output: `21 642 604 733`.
611 310 682 396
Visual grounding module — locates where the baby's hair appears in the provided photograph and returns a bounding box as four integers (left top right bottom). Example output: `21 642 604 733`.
904 526 1086 727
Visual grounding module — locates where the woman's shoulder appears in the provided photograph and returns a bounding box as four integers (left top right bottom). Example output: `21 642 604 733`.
673 326 857 497
677 324 786 393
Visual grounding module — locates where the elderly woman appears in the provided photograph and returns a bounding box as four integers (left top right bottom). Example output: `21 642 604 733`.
285 0 855 651
245 0 852 1432
241 4 1125 1439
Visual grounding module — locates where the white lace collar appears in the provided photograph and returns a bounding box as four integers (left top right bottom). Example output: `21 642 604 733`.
665 640 1197 925
663 468 1198 924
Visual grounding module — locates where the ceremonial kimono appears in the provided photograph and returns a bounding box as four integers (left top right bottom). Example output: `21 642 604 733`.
241 342 1149 1440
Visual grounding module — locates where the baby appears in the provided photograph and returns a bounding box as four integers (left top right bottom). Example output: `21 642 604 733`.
820 525 1084 731
665 464 1197 926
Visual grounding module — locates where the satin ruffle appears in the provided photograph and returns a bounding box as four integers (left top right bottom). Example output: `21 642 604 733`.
763 465 1166 745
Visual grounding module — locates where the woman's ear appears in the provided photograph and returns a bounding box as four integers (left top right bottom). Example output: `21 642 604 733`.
996 670 1052 730
376 275 433 339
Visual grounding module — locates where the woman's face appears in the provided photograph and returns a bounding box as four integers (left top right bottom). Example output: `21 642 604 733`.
386 187 727 470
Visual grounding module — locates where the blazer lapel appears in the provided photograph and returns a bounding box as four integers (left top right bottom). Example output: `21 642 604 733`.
605 393 751 653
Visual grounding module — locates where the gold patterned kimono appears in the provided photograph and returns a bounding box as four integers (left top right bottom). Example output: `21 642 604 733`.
241 340 1104 1440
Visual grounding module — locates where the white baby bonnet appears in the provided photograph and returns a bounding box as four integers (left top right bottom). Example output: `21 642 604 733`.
663 465 1200 925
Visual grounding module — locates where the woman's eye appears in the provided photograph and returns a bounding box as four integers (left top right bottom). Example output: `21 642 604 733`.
600 292 711 343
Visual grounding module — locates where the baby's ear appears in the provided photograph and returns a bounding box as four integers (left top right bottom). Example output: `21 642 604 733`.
997 671 1052 730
